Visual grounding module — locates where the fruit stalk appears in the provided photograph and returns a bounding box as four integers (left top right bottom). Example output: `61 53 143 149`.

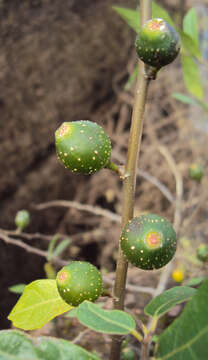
110 1 152 359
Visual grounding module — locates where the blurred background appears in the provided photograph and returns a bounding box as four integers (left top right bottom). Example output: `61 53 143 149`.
1 0 208 339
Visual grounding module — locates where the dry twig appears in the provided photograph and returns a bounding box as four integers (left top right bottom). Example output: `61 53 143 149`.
34 200 121 223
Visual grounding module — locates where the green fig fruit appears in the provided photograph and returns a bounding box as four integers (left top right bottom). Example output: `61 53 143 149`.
56 261 103 306
197 244 208 262
189 163 204 182
121 214 177 270
15 210 30 231
55 120 111 174
135 18 180 69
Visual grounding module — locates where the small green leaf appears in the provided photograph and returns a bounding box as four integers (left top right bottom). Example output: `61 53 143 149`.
47 234 60 261
124 66 138 91
185 277 205 287
0 330 37 359
112 6 140 32
52 238 70 258
180 31 201 59
181 55 203 100
77 301 136 335
157 278 208 359
8 280 72 330
173 93 208 113
172 92 199 106
183 8 199 46
152 2 175 28
9 284 26 294
35 336 100 360
145 286 196 318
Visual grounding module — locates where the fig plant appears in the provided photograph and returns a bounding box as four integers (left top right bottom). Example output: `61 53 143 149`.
4 1 208 360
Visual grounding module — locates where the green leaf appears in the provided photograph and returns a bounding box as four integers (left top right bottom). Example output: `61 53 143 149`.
181 55 203 100
0 330 100 360
112 6 140 32
124 66 138 91
0 330 37 360
64 308 78 318
172 92 199 106
77 301 136 335
152 2 175 28
180 31 201 59
157 278 208 359
145 286 196 318
52 238 70 258
8 280 72 330
35 337 100 360
172 93 208 113
185 277 205 287
183 8 199 46
47 234 60 261
9 284 26 295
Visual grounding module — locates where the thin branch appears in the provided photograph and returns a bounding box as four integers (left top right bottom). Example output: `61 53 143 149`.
103 275 154 296
2 230 53 242
72 329 91 344
147 146 184 330
0 231 155 296
0 231 67 266
34 200 121 223
110 1 153 358
158 145 183 232
112 151 174 203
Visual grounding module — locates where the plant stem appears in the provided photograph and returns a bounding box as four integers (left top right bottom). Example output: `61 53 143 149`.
110 2 152 359
141 334 152 360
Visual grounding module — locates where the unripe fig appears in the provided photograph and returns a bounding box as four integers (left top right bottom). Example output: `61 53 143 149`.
135 18 180 69
15 210 30 231
189 163 204 182
56 261 103 306
121 214 177 270
55 120 111 174
197 244 208 262
121 348 136 360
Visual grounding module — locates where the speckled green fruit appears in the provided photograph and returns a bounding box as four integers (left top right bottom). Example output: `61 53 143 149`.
189 163 204 182
135 18 180 69
55 120 111 174
56 261 103 306
15 210 30 230
197 244 208 262
121 214 177 270
121 348 136 360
